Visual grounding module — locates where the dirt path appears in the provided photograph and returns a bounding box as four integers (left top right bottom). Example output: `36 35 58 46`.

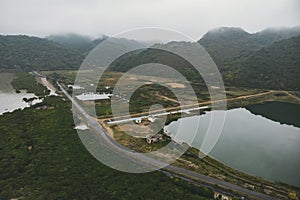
41 77 56 92
157 94 180 104
98 119 114 139
282 91 300 102
36 77 58 96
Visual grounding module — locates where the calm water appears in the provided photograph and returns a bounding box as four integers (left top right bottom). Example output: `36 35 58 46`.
0 73 42 115
166 102 300 187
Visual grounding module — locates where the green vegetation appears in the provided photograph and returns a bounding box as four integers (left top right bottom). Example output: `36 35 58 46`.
246 101 300 127
11 72 49 97
129 84 179 113
109 27 300 91
112 124 172 153
0 35 84 71
0 74 214 199
198 27 253 69
109 47 205 86
46 34 107 55
178 147 300 198
95 100 112 117
1 25 299 199
198 26 300 71
48 70 299 119
45 70 77 84
109 112 300 199
1 27 299 91
226 36 300 90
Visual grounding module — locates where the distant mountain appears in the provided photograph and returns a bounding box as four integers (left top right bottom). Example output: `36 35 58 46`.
109 28 300 90
253 27 300 46
198 26 300 70
226 35 300 90
198 27 252 70
108 41 207 86
1 27 299 90
0 35 84 71
46 34 108 55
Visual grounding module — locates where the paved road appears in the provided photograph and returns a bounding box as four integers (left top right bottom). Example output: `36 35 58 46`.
57 82 276 200
166 165 277 200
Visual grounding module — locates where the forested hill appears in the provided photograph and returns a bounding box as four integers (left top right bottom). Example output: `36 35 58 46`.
0 28 299 90
198 26 300 70
46 34 108 55
226 35 300 90
198 27 252 69
107 28 300 90
0 35 84 71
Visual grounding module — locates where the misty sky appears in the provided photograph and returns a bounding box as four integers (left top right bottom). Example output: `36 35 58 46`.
0 0 299 41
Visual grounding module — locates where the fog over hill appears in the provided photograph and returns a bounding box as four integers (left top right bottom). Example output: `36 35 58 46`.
46 34 108 55
0 26 299 90
0 35 84 71
198 26 300 70
227 35 300 90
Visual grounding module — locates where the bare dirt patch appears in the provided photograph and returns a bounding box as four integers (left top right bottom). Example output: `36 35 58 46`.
210 86 220 89
144 81 153 84
166 82 185 89
98 119 114 139
117 123 152 137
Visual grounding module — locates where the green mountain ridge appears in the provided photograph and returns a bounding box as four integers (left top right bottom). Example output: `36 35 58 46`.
226 35 300 90
46 34 108 55
198 26 300 70
109 28 300 90
0 35 84 71
0 27 299 90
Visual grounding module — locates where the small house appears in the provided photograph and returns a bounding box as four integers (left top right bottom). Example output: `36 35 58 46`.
146 134 163 144
134 117 142 124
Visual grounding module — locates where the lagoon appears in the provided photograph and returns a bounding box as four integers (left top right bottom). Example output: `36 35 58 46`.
165 102 300 187
0 73 42 115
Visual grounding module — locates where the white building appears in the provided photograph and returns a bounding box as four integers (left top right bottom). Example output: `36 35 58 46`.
68 84 84 90
134 117 142 124
76 93 112 101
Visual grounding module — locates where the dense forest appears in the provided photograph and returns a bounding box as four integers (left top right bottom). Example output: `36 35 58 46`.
0 97 213 199
109 27 300 90
0 26 299 90
109 47 204 84
246 101 300 128
0 35 84 71
198 26 300 71
46 34 108 55
0 28 299 198
0 74 213 199
226 35 300 90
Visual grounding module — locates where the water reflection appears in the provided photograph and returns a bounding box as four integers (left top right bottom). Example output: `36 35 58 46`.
166 104 300 187
0 73 42 115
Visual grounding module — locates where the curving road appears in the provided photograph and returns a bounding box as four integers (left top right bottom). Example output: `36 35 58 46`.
57 82 276 200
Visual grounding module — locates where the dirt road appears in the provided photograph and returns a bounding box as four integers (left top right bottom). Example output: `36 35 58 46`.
105 90 276 121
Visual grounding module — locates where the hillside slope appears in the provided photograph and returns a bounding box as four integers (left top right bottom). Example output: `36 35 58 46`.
46 34 107 55
226 36 300 90
198 26 300 70
198 27 252 69
0 35 84 71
